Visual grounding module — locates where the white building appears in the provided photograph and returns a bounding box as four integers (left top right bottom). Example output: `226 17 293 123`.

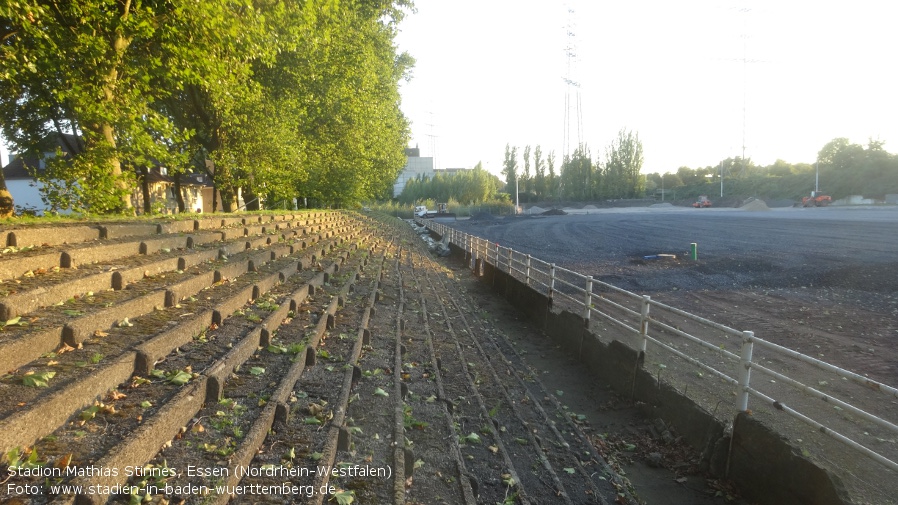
393 146 434 198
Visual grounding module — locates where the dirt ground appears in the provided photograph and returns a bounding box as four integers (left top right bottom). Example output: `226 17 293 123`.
443 204 898 505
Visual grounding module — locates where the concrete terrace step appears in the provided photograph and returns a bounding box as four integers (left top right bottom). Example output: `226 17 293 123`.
0 223 368 459
0 212 374 505
0 215 356 370
56 238 380 502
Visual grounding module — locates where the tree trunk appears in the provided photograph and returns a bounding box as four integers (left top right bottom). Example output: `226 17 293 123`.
173 172 185 212
98 19 133 213
220 186 236 212
140 166 150 214
242 185 260 211
0 169 13 218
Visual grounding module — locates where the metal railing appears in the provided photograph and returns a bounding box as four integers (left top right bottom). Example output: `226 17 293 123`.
418 218 898 473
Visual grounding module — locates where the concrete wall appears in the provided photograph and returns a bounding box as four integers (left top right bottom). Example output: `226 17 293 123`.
447 236 850 505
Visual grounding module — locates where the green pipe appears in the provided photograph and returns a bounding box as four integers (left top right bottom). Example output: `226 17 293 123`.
690 242 698 260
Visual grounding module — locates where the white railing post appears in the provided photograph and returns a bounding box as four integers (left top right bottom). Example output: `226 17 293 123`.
507 247 513 274
495 242 500 269
738 330 755 411
549 263 556 299
639 295 651 354
584 275 594 325
473 237 480 274
525 254 531 286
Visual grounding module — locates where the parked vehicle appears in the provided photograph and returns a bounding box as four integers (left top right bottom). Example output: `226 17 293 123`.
692 195 712 208
415 203 455 218
802 191 832 207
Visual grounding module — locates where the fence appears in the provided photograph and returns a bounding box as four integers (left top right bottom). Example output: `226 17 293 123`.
418 218 898 474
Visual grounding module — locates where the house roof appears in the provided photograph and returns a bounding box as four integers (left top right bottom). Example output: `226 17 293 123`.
2 133 80 180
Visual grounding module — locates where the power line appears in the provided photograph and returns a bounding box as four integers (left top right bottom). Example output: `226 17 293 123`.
562 5 582 160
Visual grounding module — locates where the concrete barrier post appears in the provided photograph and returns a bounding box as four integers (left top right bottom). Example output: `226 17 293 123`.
738 330 755 411
549 263 556 299
507 247 513 274
639 295 651 353
525 255 531 286
473 238 479 274
584 276 594 325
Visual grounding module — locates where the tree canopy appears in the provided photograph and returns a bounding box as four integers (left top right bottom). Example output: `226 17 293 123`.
0 0 413 215
398 164 502 205
649 138 898 202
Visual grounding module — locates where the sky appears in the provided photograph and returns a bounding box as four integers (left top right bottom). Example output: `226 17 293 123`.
395 0 898 176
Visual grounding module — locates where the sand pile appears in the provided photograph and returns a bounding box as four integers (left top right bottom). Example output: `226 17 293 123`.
740 198 770 211
541 208 567 215
527 206 546 214
583 204 599 210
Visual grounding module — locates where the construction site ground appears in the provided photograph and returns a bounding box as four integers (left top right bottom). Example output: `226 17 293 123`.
445 204 898 505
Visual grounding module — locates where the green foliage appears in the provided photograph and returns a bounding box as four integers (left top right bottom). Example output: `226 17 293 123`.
22 371 55 388
559 145 596 200
604 129 645 198
502 144 519 193
652 139 898 202
398 165 503 204
0 0 413 214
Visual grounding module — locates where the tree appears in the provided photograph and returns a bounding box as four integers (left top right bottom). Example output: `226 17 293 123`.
0 1 227 213
521 145 531 193
532 145 545 199
546 150 557 200
603 129 644 198
502 144 518 193
0 0 413 214
560 145 594 200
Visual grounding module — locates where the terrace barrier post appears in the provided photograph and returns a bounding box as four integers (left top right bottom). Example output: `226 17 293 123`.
507 247 513 275
526 255 532 286
474 238 481 275
738 330 755 411
549 263 556 300
584 276 594 327
479 239 485 276
639 295 651 354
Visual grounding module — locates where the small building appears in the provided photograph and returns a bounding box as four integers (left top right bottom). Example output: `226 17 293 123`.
1 133 80 214
131 167 210 215
393 146 434 198
1 133 215 214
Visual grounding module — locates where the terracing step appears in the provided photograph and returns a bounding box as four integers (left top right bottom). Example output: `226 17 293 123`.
58 237 386 505
0 229 360 451
0 211 370 503
0 213 353 374
0 213 341 284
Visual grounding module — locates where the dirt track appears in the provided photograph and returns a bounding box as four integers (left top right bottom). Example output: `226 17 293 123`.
445 205 898 504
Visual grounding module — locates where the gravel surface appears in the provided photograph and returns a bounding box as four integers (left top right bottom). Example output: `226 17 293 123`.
441 205 898 505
